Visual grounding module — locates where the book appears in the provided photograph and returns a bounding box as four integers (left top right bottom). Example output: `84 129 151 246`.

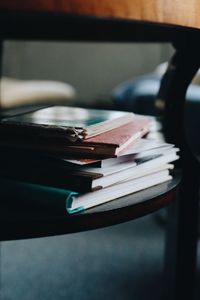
0 105 135 142
68 170 172 213
64 148 178 191
65 138 174 166
0 147 179 193
0 177 77 215
0 170 172 215
0 116 150 158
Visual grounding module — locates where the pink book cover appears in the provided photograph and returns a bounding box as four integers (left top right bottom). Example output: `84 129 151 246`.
82 115 150 147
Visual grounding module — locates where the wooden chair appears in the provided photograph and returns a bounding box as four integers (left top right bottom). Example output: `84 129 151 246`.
0 1 200 299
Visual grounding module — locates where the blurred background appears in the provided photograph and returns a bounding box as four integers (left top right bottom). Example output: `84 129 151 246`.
2 41 173 107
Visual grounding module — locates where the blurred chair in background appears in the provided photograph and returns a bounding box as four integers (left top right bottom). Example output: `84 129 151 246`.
112 62 200 158
1 77 76 109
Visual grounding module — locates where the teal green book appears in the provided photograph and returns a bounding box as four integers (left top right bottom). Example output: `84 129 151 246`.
0 177 83 214
0 170 173 215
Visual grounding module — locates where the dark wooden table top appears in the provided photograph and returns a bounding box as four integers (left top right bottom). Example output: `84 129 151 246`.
0 0 199 42
0 0 199 30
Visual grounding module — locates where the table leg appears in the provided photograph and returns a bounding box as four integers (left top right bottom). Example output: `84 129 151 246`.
0 243 2 298
157 34 200 300
0 136 2 300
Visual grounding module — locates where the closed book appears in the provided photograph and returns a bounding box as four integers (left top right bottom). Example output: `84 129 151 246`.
0 105 134 142
65 138 174 167
66 149 178 190
0 116 150 158
0 177 80 214
0 148 179 193
1 167 103 193
69 170 172 213
0 170 172 215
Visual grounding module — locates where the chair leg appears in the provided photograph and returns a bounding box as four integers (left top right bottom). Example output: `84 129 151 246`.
0 39 3 109
0 243 2 298
164 165 199 300
157 33 200 300
0 39 3 296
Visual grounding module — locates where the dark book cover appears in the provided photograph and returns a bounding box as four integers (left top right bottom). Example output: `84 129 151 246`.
0 105 134 142
0 116 150 158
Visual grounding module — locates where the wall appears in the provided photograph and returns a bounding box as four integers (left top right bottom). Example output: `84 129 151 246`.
2 41 173 105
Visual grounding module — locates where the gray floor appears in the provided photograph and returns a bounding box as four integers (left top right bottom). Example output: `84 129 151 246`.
0 213 165 300
0 212 199 300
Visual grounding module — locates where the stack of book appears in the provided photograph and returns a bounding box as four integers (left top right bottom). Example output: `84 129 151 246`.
0 105 179 214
